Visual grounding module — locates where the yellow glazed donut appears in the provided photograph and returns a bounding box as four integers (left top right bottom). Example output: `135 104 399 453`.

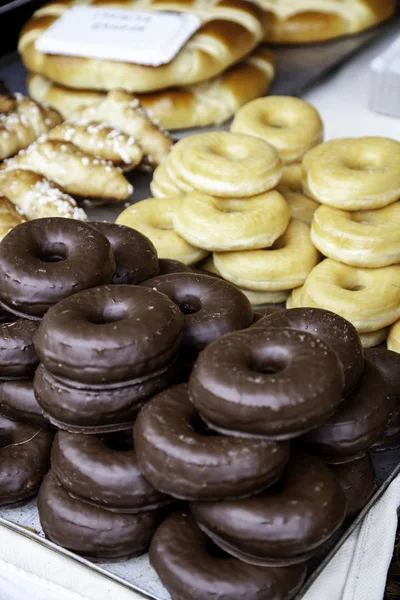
213 219 319 291
388 320 400 354
231 96 323 164
299 259 400 333
169 132 282 198
302 137 400 210
278 164 319 225
150 161 183 198
311 202 400 268
173 190 290 252
360 328 389 349
116 196 208 265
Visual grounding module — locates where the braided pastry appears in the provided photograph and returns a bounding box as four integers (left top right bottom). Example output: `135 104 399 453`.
0 195 26 239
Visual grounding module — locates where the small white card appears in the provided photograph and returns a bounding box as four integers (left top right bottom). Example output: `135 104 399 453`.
35 6 201 66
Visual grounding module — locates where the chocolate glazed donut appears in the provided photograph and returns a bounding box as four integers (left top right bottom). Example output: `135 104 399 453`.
150 512 307 600
0 319 39 378
191 453 347 567
51 430 170 512
0 379 48 426
0 414 54 507
33 285 184 385
189 327 344 440
300 360 393 463
134 384 290 501
0 218 115 319
38 470 164 561
141 273 253 352
157 259 192 276
253 307 364 395
331 454 376 519
89 221 158 284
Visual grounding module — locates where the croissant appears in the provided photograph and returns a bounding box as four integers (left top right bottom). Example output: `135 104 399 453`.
0 92 62 160
47 121 143 171
0 169 87 220
2 139 133 202
0 194 27 240
69 90 173 167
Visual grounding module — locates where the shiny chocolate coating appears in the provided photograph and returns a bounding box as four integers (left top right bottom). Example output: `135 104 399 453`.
300 360 393 463
33 362 177 433
189 327 344 440
149 512 307 600
0 319 39 378
89 221 158 284
0 414 54 507
254 308 363 395
252 306 285 323
331 454 376 519
34 284 184 385
364 348 400 450
51 430 170 512
157 259 192 276
0 218 115 319
134 384 290 501
38 470 163 561
0 379 48 426
142 273 253 352
191 453 347 567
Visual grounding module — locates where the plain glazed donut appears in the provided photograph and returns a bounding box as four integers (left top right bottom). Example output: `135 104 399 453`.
302 137 400 210
231 97 323 164
169 132 283 198
88 221 158 284
214 219 319 291
150 512 307 600
33 285 184 385
0 218 115 319
38 470 164 561
300 360 392 463
388 319 400 354
173 190 290 252
254 307 364 395
311 202 400 267
331 455 376 519
150 161 183 198
134 384 290 501
116 197 208 265
0 414 54 507
0 319 39 378
277 164 320 225
142 273 253 353
192 453 347 566
51 430 170 513
0 379 47 426
360 328 389 348
189 327 344 440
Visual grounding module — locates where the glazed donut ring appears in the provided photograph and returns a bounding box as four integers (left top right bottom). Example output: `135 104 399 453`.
192 453 347 567
150 161 183 198
170 132 283 198
278 164 319 225
189 327 344 440
360 328 389 348
214 219 319 291
311 202 400 267
302 137 400 210
134 384 290 501
116 197 208 265
0 319 39 378
174 190 290 252
0 379 48 426
231 97 323 164
388 319 400 354
150 512 307 600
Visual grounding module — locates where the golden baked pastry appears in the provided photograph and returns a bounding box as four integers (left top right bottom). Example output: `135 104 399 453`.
151 161 183 198
0 195 27 239
18 0 265 92
388 320 400 354
0 92 62 160
0 169 87 220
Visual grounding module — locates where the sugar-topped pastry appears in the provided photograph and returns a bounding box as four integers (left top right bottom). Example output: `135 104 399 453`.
0 194 27 240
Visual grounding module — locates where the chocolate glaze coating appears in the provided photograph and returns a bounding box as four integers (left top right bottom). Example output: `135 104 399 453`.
0 414 54 507
364 348 400 450
300 360 393 463
189 327 344 440
157 259 192 276
191 453 347 567
0 379 48 426
33 285 184 385
89 221 158 284
51 430 170 512
254 308 364 395
331 454 376 519
150 512 307 600
252 306 285 323
38 470 163 561
134 384 290 501
0 319 39 378
34 362 177 433
0 218 115 319
142 273 253 352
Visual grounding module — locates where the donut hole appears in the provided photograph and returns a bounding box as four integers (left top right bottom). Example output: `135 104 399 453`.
33 242 67 263
89 304 128 325
342 284 366 292
249 355 287 376
351 213 375 226
213 144 249 162
177 295 202 315
205 538 231 559
99 430 133 452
